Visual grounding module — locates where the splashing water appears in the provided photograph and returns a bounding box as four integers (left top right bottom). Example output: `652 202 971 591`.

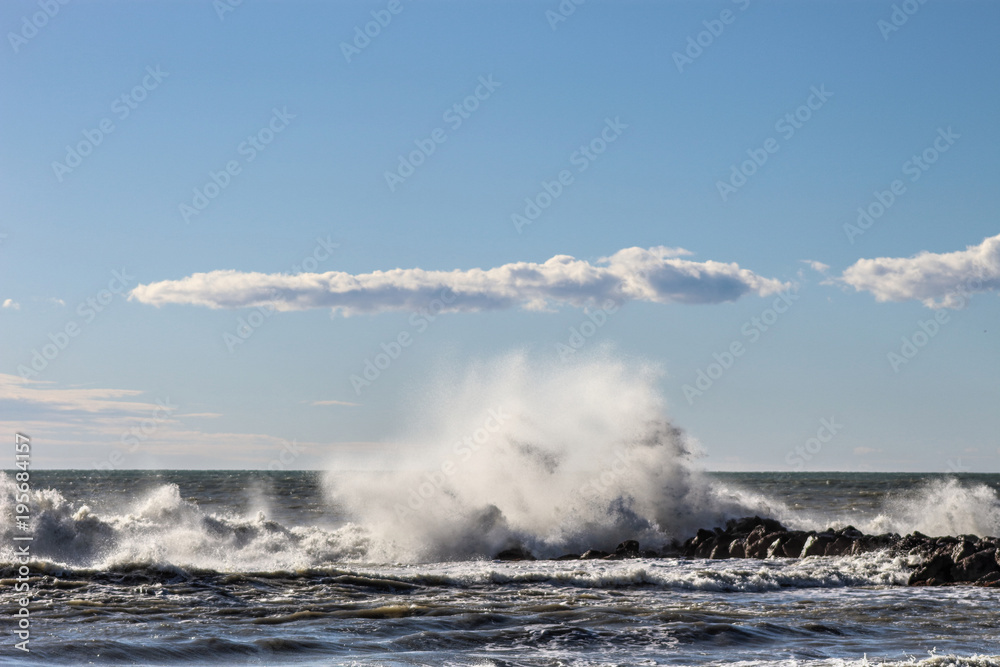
862 477 1000 537
323 351 785 561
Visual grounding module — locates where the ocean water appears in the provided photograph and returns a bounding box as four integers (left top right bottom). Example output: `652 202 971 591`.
2 470 999 667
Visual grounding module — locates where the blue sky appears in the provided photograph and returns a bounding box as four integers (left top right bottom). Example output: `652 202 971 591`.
1 0 998 471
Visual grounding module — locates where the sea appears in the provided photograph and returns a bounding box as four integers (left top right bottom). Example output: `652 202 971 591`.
1 470 998 667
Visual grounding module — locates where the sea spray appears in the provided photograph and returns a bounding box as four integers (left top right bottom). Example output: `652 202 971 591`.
863 477 1000 538
322 351 782 561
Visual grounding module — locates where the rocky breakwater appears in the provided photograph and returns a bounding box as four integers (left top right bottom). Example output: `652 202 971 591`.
495 516 1000 586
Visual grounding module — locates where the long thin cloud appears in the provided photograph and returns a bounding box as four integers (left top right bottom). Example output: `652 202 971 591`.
129 246 790 315
840 233 1000 308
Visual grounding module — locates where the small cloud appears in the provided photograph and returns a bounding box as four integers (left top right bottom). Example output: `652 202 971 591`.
853 446 882 456
180 412 223 418
309 399 361 407
798 260 834 284
2 299 20 310
839 232 1000 308
800 260 830 273
964 447 980 454
47 298 66 307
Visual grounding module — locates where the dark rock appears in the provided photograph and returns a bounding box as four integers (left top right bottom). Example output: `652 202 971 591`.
908 553 954 585
824 536 856 557
801 534 834 557
694 537 718 559
952 540 977 563
709 543 731 560
496 546 535 561
766 535 788 559
977 572 1000 587
745 525 770 548
951 549 999 583
727 539 746 559
724 516 786 536
614 540 640 558
691 529 715 546
554 553 581 560
747 531 785 559
580 549 609 560
781 532 810 558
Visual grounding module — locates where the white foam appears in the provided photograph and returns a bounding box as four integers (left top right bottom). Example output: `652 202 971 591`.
860 478 1000 538
322 351 784 562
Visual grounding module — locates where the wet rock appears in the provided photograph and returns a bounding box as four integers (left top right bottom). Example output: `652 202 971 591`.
709 543 731 560
908 553 954 585
747 531 784 559
614 540 640 558
694 538 717 559
766 535 788 559
952 540 977 563
951 549 999 583
977 572 1000 587
837 526 864 539
496 546 535 561
580 549 609 560
727 539 746 559
781 532 810 558
725 516 786 535
554 553 581 560
801 534 834 558
824 536 856 557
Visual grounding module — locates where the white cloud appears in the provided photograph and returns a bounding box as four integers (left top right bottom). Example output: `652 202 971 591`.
310 399 360 407
853 446 883 456
840 233 1000 308
800 260 830 273
2 299 20 310
129 246 790 315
